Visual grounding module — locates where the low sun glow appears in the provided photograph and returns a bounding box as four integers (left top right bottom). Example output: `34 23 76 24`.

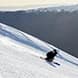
0 0 78 7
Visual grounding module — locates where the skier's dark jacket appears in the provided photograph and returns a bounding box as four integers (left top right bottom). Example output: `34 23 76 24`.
45 49 57 62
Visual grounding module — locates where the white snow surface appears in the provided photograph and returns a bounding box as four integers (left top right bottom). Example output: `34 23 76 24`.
0 23 78 78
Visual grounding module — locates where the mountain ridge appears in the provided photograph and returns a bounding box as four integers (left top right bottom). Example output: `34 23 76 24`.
0 4 78 12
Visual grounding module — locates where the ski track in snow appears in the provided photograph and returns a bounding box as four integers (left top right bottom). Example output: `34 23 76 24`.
0 23 78 78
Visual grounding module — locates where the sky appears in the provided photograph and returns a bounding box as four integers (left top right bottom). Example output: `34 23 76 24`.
0 0 78 7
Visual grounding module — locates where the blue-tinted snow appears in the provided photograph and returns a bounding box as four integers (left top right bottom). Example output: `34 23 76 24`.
0 23 52 53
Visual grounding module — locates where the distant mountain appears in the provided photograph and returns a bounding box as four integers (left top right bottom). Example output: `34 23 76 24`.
25 4 78 13
0 4 78 12
0 5 78 58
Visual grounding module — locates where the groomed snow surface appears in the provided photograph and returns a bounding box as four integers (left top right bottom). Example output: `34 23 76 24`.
0 23 78 78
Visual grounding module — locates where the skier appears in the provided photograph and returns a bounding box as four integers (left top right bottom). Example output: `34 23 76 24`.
45 49 58 62
40 49 60 66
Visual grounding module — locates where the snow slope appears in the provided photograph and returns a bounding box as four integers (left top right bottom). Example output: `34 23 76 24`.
0 23 78 78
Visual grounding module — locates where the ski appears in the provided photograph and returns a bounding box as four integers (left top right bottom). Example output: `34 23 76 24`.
53 62 60 66
40 56 60 67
